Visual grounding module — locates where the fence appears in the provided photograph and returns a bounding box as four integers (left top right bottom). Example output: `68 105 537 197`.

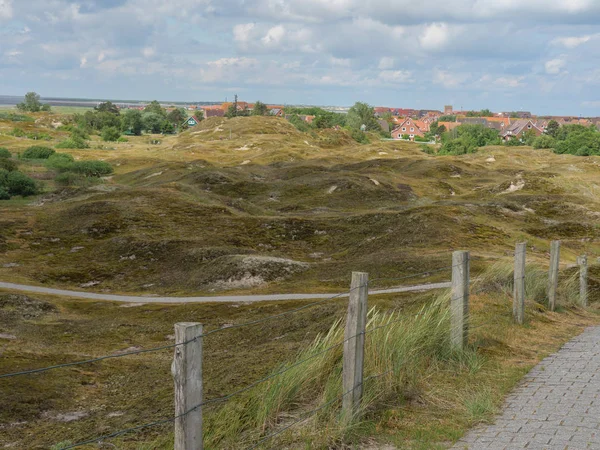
0 239 596 449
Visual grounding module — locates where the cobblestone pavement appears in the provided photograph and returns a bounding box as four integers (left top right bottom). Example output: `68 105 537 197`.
453 327 600 449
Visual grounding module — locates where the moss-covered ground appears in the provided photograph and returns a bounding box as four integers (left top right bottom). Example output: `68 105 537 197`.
1 113 600 448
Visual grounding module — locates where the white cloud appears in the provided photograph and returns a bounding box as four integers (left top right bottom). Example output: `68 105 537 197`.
378 57 394 70
419 23 451 51
493 76 525 88
545 58 566 74
0 0 13 20
142 47 156 58
330 57 351 67
80 56 87 68
433 69 468 88
552 35 594 48
378 70 413 84
261 24 286 46
233 23 256 44
582 100 600 107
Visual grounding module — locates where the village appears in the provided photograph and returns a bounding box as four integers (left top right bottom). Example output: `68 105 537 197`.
123 100 599 143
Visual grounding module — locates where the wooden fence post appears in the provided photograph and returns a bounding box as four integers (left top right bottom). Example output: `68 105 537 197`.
451 251 470 350
548 240 561 311
173 322 203 450
342 271 368 419
513 242 526 324
578 255 588 307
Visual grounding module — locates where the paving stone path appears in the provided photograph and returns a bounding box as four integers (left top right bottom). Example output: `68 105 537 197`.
454 327 600 449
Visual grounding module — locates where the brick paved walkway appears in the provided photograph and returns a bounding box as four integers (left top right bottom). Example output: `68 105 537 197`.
453 327 600 450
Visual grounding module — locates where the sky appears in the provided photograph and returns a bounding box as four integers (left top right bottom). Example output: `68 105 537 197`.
1 0 600 115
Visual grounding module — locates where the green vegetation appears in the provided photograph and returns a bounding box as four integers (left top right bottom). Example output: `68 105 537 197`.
101 126 121 142
438 124 501 155
466 109 493 117
0 148 11 158
0 169 38 198
16 91 51 113
22 146 55 159
554 124 600 156
533 135 556 149
8 127 52 140
438 115 457 122
0 111 35 122
252 101 268 116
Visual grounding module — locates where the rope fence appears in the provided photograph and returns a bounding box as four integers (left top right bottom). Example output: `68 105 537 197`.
0 239 596 449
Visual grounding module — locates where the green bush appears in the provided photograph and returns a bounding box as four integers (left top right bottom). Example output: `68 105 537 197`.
349 128 370 144
438 136 478 155
504 138 523 147
0 148 11 158
420 144 435 155
45 153 75 172
56 137 89 149
72 160 113 177
55 172 83 186
1 171 38 196
0 158 17 171
0 187 9 200
414 136 429 142
0 112 34 122
117 136 128 143
101 126 121 142
532 135 556 149
22 146 55 159
10 128 25 137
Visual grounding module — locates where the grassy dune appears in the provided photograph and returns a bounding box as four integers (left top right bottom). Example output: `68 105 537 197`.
1 114 600 448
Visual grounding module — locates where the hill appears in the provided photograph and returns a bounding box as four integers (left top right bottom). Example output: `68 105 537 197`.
1 115 600 294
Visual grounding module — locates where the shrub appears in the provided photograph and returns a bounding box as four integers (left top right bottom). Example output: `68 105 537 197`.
55 172 83 186
45 153 75 172
101 126 121 142
22 146 55 159
0 187 9 200
420 144 435 155
10 128 26 137
0 158 17 171
72 160 113 177
0 148 11 158
56 137 89 149
414 136 429 142
504 138 523 147
349 128 370 144
4 171 38 196
0 112 34 122
117 136 128 143
532 135 556 149
438 136 478 155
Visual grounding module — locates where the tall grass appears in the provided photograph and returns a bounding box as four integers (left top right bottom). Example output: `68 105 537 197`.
473 260 579 308
204 295 481 448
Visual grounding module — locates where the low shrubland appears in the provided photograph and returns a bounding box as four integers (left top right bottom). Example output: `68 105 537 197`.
21 146 55 159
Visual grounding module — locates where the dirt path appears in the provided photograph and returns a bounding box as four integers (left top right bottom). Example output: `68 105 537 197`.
0 281 451 303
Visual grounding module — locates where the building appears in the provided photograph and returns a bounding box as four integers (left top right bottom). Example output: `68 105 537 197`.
391 118 428 140
501 119 543 140
444 105 453 115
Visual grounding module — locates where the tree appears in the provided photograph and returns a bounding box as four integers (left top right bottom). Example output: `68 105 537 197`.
225 103 237 119
167 108 187 126
144 100 166 117
40 104 52 112
546 120 560 138
533 135 556 149
101 126 121 142
252 101 268 116
346 102 380 131
95 101 120 115
122 110 143 135
480 109 493 117
17 92 42 112
193 109 204 122
438 115 457 122
142 112 165 133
